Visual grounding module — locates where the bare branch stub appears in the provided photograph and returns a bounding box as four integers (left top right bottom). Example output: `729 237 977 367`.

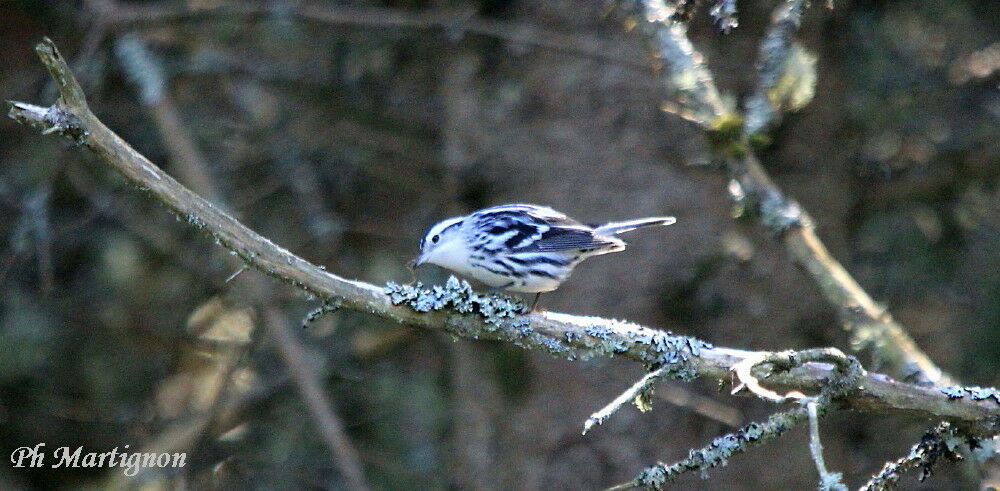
582 363 675 435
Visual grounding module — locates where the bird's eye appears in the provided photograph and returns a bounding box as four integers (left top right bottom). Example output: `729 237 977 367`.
431 234 440 244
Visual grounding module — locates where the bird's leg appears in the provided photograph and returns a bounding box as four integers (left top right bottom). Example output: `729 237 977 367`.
530 293 542 312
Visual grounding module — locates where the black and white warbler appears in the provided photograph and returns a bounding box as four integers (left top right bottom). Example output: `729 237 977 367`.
412 204 676 309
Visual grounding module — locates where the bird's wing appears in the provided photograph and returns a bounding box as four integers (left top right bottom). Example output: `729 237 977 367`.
471 204 620 253
515 225 620 252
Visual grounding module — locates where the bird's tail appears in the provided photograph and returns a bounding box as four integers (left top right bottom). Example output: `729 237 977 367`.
595 216 676 236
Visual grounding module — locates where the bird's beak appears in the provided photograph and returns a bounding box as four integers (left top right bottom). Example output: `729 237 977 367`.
408 255 424 270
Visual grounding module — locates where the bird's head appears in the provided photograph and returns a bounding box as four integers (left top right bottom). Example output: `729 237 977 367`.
410 216 466 270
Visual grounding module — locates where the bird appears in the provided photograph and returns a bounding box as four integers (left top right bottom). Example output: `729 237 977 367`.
411 204 676 310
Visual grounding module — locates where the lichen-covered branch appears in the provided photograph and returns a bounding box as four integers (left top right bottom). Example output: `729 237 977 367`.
7 39 999 440
610 344 863 490
726 152 952 386
615 0 729 125
743 0 811 135
731 348 861 403
607 406 811 490
860 422 966 491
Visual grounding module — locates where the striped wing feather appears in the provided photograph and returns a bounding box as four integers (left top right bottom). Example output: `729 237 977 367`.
515 226 618 252
472 204 620 253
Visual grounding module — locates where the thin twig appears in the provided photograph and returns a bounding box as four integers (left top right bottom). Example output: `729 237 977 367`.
263 308 370 491
583 363 674 435
622 0 728 125
611 348 863 489
807 401 847 490
94 0 644 70
301 298 342 329
743 0 809 135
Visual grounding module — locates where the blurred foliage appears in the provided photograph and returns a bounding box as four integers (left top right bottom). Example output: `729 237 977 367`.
0 0 997 489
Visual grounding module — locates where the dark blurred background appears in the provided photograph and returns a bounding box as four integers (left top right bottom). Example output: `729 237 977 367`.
1 0 998 489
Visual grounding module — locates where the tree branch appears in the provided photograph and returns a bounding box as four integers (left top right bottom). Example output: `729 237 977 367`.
263 308 370 491
860 422 965 491
90 0 643 71
607 405 811 489
8 38 999 440
615 0 951 386
726 152 952 386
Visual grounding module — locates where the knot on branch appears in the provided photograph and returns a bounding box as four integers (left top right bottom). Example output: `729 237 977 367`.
727 178 812 234
8 101 88 144
8 38 91 145
732 348 863 403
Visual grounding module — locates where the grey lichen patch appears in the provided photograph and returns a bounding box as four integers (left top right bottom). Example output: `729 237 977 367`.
710 0 738 33
512 320 533 337
525 332 574 358
385 276 526 328
627 327 711 381
384 278 582 359
939 385 1000 404
585 324 611 339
